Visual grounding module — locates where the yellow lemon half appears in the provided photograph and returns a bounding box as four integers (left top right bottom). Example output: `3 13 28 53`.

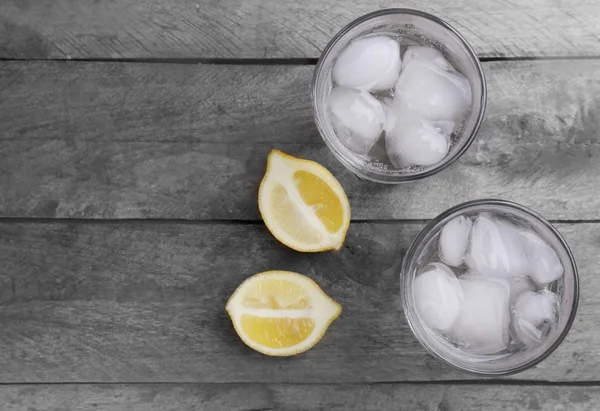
226 270 342 356
258 150 350 252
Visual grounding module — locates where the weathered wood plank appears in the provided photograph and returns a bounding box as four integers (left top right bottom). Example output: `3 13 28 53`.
0 62 310 144
0 221 594 382
1 383 597 410
1 0 599 59
2 60 600 220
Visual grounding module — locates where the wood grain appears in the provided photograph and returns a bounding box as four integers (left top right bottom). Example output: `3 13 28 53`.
1 383 598 410
2 60 600 220
1 0 599 59
0 221 594 383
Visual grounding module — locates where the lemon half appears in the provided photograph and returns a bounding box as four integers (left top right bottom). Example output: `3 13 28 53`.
258 150 351 252
226 270 342 356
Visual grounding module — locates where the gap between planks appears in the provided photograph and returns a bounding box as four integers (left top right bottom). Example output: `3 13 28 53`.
0 380 599 387
1 218 600 225
2 55 600 66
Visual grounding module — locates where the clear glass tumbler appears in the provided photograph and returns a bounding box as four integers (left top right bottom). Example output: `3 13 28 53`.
401 199 579 375
312 9 487 183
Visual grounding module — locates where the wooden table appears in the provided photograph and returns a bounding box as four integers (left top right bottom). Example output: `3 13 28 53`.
1 1 599 409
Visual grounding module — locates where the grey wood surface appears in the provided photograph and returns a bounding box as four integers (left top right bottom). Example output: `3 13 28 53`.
2 59 600 220
1 0 599 59
0 221 593 383
3 0 600 408
1 383 597 410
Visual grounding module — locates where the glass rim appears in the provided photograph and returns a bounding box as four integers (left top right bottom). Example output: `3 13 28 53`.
311 8 488 183
401 199 580 376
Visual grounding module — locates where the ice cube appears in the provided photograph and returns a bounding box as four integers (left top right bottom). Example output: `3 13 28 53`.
328 87 386 154
452 276 510 354
468 216 529 278
512 290 559 347
413 263 463 331
461 271 531 303
391 58 472 122
440 216 472 267
507 276 535 302
385 116 451 167
432 120 456 137
402 46 451 70
519 232 564 286
332 36 401 92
